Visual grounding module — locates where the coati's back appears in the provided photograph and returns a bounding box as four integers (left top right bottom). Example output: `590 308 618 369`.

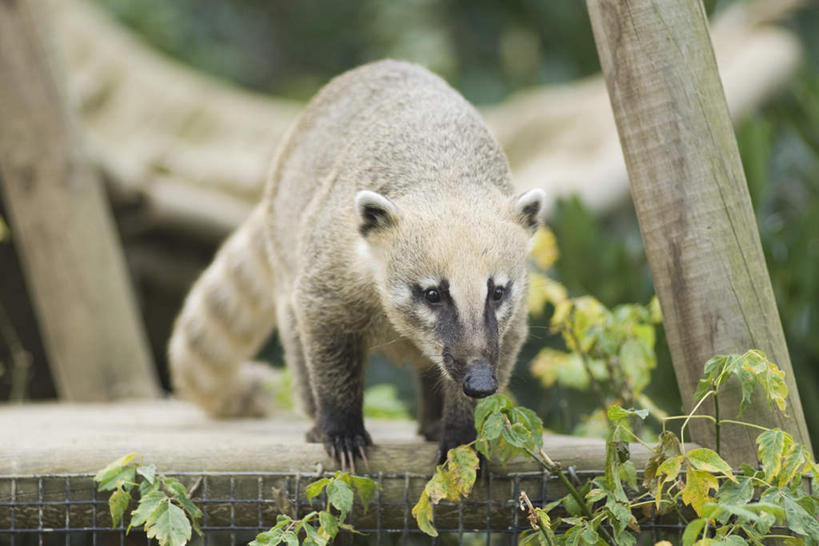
266 60 513 276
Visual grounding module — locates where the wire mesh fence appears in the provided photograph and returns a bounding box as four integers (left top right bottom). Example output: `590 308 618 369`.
0 470 686 545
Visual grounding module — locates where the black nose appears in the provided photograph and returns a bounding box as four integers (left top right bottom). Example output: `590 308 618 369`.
462 361 498 399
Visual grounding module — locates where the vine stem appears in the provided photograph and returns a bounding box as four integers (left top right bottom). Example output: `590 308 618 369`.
680 390 715 449
520 491 555 546
521 444 618 546
714 392 721 456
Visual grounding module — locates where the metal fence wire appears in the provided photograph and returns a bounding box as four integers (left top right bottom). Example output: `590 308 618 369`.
0 470 686 545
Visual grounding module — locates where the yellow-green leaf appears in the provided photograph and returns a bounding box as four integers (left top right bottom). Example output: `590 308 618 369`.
531 227 559 270
109 485 131 528
446 446 479 496
94 453 139 491
757 428 789 482
741 351 788 413
411 492 437 537
681 467 718 516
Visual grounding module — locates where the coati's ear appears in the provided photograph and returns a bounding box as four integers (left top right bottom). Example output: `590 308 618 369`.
513 188 547 233
355 190 398 236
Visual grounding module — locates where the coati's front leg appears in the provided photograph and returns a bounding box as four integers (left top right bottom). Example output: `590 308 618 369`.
437 381 478 464
417 366 444 441
303 329 372 470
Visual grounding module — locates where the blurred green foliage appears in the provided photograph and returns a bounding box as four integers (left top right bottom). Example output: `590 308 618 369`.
94 0 819 444
92 0 600 104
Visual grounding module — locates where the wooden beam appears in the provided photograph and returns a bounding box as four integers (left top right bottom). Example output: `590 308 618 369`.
0 401 683 530
585 0 811 463
0 0 159 400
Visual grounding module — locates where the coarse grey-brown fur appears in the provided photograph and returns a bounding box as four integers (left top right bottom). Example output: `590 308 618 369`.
168 60 545 468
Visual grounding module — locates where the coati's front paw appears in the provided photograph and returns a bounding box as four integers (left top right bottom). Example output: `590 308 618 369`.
436 424 477 465
306 420 372 473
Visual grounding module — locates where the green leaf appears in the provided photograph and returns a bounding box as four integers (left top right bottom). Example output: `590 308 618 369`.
784 494 819 541
350 476 378 513
326 479 354 518
161 477 188 499
687 448 737 482
249 530 279 546
109 485 131 528
702 502 761 524
411 492 437 537
683 518 707 546
619 461 638 490
511 407 544 447
757 428 787 481
94 453 138 491
474 394 511 431
281 530 300 546
170 495 202 535
681 467 719 516
145 500 192 546
718 536 749 546
718 476 753 506
318 510 338 540
305 478 330 504
302 522 327 546
607 406 648 425
129 490 167 532
502 422 534 449
478 412 505 441
136 464 156 485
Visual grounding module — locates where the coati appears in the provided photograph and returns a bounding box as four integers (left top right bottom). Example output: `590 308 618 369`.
168 60 545 469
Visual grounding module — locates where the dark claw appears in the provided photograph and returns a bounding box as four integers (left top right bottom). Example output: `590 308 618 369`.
321 430 372 474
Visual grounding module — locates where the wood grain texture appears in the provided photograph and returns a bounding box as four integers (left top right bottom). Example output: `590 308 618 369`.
586 0 811 463
0 0 159 400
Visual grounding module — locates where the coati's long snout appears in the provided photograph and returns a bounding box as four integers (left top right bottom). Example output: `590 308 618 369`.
462 359 498 398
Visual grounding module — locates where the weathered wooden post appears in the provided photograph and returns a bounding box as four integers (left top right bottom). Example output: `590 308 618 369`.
585 0 811 463
0 0 159 400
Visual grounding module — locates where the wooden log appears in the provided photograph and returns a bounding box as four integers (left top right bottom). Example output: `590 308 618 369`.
586 0 812 463
0 0 159 400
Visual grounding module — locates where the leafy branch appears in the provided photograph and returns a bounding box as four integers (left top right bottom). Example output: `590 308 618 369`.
251 471 379 545
94 454 202 546
412 353 819 545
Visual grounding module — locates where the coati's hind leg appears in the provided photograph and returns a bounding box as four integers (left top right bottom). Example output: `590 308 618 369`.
276 303 316 418
417 366 444 441
302 328 371 471
168 205 279 418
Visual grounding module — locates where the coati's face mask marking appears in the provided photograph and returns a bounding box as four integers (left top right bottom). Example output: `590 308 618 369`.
354 188 546 398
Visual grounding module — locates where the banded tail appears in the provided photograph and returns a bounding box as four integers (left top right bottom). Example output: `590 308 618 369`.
168 205 279 417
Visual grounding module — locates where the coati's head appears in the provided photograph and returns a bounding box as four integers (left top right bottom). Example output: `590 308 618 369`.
355 187 546 399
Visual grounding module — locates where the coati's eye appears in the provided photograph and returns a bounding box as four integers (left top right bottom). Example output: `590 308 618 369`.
424 288 442 304
492 286 505 302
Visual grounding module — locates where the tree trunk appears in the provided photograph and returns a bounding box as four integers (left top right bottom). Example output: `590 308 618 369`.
586 0 812 463
0 0 159 400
